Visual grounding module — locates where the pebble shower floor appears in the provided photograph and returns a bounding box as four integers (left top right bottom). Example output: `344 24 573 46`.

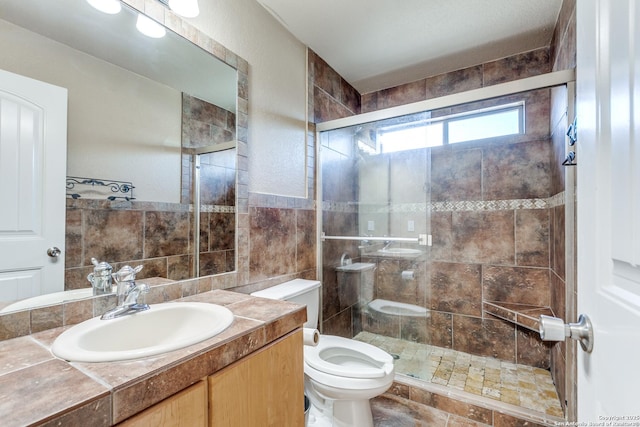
354 331 564 417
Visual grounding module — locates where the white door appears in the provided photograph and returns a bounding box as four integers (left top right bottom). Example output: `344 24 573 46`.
576 0 640 418
0 69 67 303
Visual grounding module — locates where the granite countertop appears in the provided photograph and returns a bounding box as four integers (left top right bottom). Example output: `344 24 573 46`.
0 290 306 427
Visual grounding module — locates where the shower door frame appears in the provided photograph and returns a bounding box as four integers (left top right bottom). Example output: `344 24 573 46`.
187 141 237 277
316 69 575 134
315 68 577 419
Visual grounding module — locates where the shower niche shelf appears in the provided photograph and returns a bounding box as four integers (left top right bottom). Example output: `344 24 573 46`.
483 301 556 333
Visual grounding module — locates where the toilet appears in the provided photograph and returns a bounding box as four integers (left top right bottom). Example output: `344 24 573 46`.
251 279 394 427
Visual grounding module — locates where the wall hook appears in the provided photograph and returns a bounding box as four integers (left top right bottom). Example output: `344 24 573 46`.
562 151 576 166
567 116 577 146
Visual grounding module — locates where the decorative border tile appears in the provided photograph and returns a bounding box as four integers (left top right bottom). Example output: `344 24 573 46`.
431 198 549 212
323 192 565 214
199 205 236 213
66 198 235 214
546 191 565 209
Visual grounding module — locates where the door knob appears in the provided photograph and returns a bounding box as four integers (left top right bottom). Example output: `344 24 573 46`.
47 247 62 258
539 314 594 353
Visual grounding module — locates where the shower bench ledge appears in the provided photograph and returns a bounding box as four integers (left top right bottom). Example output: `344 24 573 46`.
483 301 556 333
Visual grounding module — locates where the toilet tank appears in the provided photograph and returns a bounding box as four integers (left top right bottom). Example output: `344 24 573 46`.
250 279 321 329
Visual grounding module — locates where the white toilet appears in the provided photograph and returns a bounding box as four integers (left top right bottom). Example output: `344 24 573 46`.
251 279 394 427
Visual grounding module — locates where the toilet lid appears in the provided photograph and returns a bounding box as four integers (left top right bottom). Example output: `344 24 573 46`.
304 335 394 379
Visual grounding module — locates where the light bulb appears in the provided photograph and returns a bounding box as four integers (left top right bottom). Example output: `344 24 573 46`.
168 0 200 18
86 0 122 14
136 14 166 38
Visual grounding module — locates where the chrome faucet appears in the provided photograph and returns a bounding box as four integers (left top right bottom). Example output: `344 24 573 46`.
359 234 373 248
101 265 150 320
87 258 113 296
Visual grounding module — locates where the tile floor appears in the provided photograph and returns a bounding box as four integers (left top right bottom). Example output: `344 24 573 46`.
371 394 452 427
354 331 564 418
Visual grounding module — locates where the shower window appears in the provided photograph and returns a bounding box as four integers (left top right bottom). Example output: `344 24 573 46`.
377 101 524 154
379 122 444 153
447 102 523 143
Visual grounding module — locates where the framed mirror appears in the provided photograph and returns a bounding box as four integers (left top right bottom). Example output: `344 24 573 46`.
0 0 239 313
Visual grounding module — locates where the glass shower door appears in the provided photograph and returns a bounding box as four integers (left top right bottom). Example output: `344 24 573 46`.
318 112 432 361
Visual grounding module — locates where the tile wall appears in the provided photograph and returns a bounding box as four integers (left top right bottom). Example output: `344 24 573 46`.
180 93 236 204
361 48 550 113
309 50 361 123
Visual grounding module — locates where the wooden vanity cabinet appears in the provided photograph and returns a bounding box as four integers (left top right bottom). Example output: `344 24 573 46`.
118 379 208 427
209 329 304 426
118 329 303 427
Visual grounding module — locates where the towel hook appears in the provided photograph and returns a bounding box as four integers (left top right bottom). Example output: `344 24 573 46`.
567 116 577 146
562 151 576 166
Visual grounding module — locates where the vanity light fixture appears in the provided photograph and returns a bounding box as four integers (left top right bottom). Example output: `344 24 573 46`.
86 0 122 14
167 0 200 18
136 14 166 38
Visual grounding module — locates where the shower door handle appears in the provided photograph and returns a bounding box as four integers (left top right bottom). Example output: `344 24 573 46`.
417 234 431 246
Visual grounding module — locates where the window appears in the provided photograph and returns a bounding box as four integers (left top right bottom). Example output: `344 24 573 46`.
448 107 521 144
379 122 443 153
375 102 524 154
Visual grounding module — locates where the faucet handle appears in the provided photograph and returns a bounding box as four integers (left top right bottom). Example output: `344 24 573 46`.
112 265 143 283
136 283 150 306
89 258 113 276
124 283 150 306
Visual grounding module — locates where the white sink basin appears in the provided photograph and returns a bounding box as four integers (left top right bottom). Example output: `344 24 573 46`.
377 248 423 255
51 302 234 362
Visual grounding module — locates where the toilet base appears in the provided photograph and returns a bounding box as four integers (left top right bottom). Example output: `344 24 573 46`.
306 404 331 427
333 399 374 427
306 399 374 427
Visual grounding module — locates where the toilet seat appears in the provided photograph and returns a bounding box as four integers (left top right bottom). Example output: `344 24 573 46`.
304 335 394 379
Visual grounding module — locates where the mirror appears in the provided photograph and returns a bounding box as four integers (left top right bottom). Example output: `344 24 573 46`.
0 0 238 312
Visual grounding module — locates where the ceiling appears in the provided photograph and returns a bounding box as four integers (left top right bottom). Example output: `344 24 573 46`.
256 0 564 94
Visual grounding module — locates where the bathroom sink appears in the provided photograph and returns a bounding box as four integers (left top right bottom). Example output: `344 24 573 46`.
376 248 422 255
51 302 234 362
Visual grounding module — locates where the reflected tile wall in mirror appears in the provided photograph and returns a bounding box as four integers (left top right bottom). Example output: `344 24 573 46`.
181 94 236 277
64 199 194 290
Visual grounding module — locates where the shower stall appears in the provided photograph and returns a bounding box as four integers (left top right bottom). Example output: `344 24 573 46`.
317 71 576 421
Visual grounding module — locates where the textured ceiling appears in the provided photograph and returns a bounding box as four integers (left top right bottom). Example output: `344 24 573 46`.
256 0 563 94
